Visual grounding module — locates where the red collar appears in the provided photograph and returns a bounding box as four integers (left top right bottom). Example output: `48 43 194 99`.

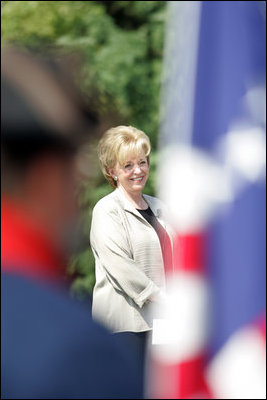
1 198 66 283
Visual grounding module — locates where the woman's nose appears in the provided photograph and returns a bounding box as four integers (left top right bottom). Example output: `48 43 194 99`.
133 165 142 174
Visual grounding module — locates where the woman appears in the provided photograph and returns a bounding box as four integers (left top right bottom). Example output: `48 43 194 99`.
90 125 173 341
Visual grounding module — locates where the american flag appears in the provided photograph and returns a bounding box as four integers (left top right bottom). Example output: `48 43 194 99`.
147 2 266 398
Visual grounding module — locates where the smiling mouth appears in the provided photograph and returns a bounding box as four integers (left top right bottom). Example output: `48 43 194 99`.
130 176 145 182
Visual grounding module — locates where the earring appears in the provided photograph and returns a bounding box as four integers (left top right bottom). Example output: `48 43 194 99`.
114 176 118 181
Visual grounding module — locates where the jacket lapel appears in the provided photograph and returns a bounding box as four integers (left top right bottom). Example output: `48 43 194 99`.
113 188 174 245
143 194 173 240
143 194 161 218
114 189 163 222
114 189 146 220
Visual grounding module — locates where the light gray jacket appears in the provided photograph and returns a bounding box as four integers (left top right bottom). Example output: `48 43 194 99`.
90 188 173 333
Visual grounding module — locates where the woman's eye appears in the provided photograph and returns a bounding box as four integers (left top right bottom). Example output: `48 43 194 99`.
140 161 146 165
125 164 131 169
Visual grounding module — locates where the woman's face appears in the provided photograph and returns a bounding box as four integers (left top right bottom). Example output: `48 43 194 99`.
112 151 149 194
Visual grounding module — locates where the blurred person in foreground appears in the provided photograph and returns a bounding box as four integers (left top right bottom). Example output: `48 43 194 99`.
1 47 143 400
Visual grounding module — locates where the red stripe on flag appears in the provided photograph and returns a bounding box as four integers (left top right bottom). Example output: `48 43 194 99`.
150 233 210 398
172 233 206 273
151 232 211 398
148 357 180 399
149 354 213 399
178 355 212 399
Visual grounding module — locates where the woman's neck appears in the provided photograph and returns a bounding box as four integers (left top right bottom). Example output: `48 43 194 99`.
117 185 147 210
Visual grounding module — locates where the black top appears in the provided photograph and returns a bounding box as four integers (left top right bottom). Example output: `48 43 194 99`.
136 207 173 273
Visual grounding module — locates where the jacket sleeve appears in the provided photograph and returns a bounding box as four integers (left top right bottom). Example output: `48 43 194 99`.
90 203 161 308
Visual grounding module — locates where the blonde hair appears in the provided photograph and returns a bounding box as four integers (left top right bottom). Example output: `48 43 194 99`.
98 125 151 188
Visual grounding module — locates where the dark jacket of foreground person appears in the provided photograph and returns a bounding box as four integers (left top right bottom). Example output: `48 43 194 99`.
1 46 143 400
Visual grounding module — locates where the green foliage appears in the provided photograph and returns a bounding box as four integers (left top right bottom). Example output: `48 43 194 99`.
2 0 166 145
2 1 166 297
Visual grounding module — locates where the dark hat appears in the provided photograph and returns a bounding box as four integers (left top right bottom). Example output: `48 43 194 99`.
1 46 99 163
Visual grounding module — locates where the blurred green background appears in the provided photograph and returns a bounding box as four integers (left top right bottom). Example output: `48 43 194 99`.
1 0 167 298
